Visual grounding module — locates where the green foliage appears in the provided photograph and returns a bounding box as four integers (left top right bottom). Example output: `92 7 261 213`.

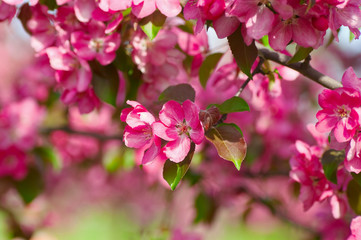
216 96 250 114
15 168 44 204
194 192 217 224
287 47 313 64
163 144 195 191
141 22 162 40
205 123 247 170
351 172 361 187
39 0 58 10
90 62 120 107
33 146 62 172
199 53 223 88
227 26 258 78
159 83 196 103
321 149 344 184
347 179 361 215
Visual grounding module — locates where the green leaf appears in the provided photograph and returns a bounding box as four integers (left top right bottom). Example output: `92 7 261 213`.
15 168 44 204
205 123 247 170
321 149 344 184
33 146 62 172
141 21 161 40
159 83 196 103
261 35 271 49
287 47 313 64
351 172 361 187
90 61 120 107
102 148 122 173
227 26 258 78
347 180 361 215
194 192 217 224
350 31 356 42
39 0 58 10
163 144 195 191
199 53 223 88
216 96 250 114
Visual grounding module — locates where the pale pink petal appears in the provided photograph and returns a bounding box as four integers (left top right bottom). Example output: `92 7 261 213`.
163 135 190 163
245 6 274 39
342 67 361 92
76 60 92 92
269 21 292 51
350 216 361 238
152 122 178 141
132 0 156 18
74 0 96 23
156 0 181 17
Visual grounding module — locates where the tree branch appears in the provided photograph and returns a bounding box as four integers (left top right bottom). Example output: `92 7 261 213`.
258 47 342 90
41 126 123 141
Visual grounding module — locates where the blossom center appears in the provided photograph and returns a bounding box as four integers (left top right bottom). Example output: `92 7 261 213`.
336 106 350 119
90 38 104 53
176 121 190 135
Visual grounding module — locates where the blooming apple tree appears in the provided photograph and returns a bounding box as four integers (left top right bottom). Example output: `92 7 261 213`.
0 0 360 239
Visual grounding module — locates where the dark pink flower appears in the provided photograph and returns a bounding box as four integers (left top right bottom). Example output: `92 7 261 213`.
290 140 331 210
0 147 27 180
153 100 204 163
71 20 121 65
316 88 361 143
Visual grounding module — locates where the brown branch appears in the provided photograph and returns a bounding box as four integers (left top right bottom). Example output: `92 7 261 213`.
41 126 123 141
258 47 342 90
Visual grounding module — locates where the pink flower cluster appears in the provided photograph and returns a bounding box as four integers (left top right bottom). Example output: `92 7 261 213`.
0 99 45 179
121 100 204 164
185 0 361 50
290 137 349 218
316 68 361 174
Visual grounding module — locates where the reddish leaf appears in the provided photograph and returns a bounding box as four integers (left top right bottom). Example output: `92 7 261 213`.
205 123 247 170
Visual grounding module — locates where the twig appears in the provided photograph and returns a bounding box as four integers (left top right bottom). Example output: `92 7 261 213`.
235 58 265 97
41 126 123 141
258 47 342 90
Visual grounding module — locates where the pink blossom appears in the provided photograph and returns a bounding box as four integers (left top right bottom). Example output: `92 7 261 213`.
290 140 331 210
121 101 161 164
0 98 45 151
98 0 131 12
51 130 99 165
348 216 361 240
153 100 204 163
328 0 361 40
226 0 275 40
71 20 121 65
61 88 100 114
46 46 93 94
27 5 57 52
184 0 239 37
0 2 16 22
0 147 27 180
345 133 361 174
132 0 182 18
316 88 361 143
